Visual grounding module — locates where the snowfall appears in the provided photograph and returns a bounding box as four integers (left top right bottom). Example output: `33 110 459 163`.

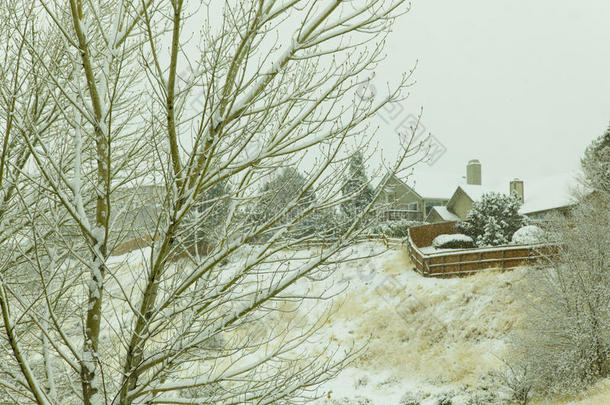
105 242 610 405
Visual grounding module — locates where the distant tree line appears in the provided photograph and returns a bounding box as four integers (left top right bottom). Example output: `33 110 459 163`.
243 151 378 242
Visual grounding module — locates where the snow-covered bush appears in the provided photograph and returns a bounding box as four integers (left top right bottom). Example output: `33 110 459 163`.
511 225 545 245
368 220 424 238
432 233 475 249
491 361 533 405
307 208 350 239
459 192 528 247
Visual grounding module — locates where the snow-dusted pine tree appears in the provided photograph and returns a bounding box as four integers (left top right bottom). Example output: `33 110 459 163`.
459 192 527 247
477 216 510 247
341 151 375 219
188 178 231 254
249 167 320 239
0 1 419 404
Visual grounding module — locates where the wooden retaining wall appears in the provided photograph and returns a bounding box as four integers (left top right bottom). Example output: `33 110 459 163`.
407 222 552 278
408 221 459 248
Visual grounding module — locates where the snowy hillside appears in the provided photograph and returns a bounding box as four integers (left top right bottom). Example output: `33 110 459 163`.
307 246 610 405
104 243 610 404
309 246 521 404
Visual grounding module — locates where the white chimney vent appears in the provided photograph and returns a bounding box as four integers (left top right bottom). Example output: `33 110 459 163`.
510 178 524 203
466 159 482 185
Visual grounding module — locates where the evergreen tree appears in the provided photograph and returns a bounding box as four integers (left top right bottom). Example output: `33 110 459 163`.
582 123 610 193
341 152 374 218
459 192 527 247
252 167 318 238
477 216 509 247
193 178 231 247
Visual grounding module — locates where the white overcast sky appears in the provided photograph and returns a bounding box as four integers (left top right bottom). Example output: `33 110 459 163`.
372 0 610 189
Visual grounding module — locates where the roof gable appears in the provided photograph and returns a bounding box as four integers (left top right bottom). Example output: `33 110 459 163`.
446 186 474 211
376 173 418 197
427 206 461 222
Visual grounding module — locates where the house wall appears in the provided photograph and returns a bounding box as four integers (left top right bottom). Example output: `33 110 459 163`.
377 176 424 220
377 175 449 221
524 206 571 221
448 188 474 220
378 175 421 207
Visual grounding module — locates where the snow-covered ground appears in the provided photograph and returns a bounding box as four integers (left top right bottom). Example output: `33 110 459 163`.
103 243 609 404
307 246 610 405
309 246 522 404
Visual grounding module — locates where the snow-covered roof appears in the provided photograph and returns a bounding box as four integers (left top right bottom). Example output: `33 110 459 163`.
429 206 461 221
518 173 582 215
457 184 501 203
407 172 459 200
380 170 583 216
450 173 583 215
411 181 455 200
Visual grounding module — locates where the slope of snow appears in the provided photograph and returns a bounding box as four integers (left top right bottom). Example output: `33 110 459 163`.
101 242 605 405
312 248 527 404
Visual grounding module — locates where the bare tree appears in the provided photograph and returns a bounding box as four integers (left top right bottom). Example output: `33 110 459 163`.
582 123 610 193
0 1 426 404
491 359 532 405
511 141 610 396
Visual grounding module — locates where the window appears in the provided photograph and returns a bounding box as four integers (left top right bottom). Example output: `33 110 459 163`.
408 201 419 211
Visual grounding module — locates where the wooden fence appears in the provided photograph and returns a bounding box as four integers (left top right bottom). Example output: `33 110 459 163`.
406 222 553 278
111 234 406 257
270 234 405 250
113 223 552 279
